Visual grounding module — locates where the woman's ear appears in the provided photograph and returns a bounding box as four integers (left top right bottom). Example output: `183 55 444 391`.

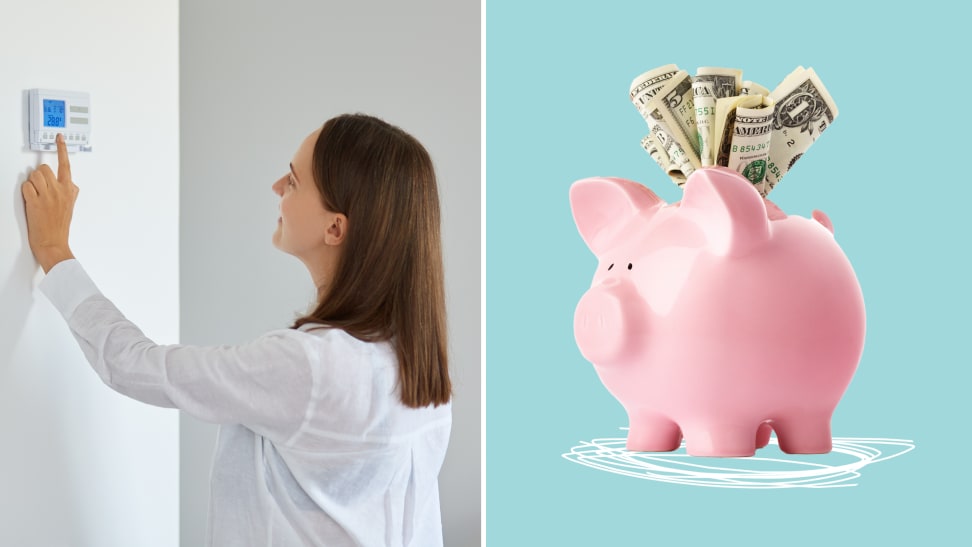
324 213 348 246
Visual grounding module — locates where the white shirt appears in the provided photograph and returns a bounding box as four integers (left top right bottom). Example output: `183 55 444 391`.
39 259 451 546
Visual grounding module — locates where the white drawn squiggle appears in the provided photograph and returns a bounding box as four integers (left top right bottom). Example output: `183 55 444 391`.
562 429 914 489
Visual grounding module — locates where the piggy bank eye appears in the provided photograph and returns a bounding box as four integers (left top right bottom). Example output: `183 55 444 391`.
608 263 614 271
627 263 633 270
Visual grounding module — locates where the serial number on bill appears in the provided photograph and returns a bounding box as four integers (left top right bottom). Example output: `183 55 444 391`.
732 143 768 153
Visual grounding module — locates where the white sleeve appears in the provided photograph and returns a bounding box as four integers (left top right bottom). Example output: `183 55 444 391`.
39 259 315 443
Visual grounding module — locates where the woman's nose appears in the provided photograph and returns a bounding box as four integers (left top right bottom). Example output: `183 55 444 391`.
272 176 284 196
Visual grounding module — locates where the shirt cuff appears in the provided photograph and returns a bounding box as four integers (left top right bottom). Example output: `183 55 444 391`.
38 259 102 320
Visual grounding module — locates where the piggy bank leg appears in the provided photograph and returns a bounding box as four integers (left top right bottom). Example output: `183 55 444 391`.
755 422 773 449
773 414 833 454
626 411 682 452
682 422 762 457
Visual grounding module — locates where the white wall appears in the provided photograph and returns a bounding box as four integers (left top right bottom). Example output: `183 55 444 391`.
0 1 180 546
178 1 481 545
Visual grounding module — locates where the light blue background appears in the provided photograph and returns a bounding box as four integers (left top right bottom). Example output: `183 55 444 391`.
486 1 969 543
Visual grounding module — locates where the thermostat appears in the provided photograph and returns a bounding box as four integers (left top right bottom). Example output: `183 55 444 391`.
27 89 92 153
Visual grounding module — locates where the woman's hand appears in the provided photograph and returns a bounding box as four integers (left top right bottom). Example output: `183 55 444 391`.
22 133 78 273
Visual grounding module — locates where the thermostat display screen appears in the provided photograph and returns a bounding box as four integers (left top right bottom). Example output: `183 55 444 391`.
28 88 92 152
43 99 66 127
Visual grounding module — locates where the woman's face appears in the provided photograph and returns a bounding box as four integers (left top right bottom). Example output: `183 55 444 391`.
271 129 338 261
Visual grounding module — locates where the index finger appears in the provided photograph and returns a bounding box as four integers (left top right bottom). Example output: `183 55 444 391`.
56 133 72 182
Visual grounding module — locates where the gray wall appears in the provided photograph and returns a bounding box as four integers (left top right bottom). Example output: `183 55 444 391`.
179 1 481 545
0 0 179 544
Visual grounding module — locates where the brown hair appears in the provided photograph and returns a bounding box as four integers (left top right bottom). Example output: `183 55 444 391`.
291 114 451 408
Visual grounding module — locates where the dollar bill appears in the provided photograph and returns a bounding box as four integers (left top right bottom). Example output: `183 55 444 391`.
693 81 717 166
713 94 762 168
764 67 838 191
740 80 769 96
691 68 740 167
726 97 776 196
648 118 695 186
695 67 742 98
645 114 697 185
645 70 700 163
641 134 688 186
629 64 680 118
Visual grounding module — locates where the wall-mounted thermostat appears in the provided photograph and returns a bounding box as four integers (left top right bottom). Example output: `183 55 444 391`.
27 89 92 153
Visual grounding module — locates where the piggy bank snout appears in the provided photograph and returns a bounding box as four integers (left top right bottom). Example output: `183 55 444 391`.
574 280 644 365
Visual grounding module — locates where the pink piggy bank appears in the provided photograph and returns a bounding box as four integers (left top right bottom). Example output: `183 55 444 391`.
570 167 865 457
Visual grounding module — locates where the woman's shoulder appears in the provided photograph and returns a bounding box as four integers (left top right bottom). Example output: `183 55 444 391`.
292 323 379 344
285 324 395 365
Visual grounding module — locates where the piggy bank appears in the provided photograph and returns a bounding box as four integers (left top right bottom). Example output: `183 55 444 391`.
570 167 865 457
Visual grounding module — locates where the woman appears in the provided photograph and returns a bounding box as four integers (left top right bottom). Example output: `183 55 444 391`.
21 114 452 546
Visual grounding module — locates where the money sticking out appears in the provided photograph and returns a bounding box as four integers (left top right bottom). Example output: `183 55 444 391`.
695 67 742 98
631 64 692 185
713 94 762 167
725 97 776 196
648 117 695 185
641 134 688 186
693 67 741 167
764 67 838 192
629 65 837 195
692 81 717 167
644 70 700 167
630 64 680 117
740 80 769 96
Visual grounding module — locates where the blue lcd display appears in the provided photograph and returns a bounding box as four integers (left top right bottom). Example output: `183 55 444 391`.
43 99 66 128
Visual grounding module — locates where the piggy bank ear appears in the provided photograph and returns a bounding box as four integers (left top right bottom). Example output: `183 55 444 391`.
570 177 665 255
680 167 770 257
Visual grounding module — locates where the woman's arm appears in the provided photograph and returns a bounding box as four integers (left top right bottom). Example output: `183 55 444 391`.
24 135 314 444
40 258 316 445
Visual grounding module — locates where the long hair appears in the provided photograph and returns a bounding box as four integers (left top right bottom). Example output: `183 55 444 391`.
291 114 451 408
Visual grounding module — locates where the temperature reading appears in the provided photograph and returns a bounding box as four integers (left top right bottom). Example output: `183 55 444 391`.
28 89 91 152
43 99 66 127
